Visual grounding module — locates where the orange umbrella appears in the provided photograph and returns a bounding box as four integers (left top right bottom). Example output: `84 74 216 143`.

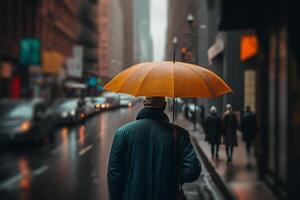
104 61 232 98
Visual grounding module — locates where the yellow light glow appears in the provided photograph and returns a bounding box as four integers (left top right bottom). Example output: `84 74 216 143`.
101 104 106 108
96 104 101 108
80 113 85 119
128 102 132 107
19 121 31 133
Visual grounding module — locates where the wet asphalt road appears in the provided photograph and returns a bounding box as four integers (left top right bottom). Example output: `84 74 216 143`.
0 104 141 200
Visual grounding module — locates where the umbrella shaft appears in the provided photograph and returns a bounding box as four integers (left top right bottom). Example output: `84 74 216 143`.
172 98 176 124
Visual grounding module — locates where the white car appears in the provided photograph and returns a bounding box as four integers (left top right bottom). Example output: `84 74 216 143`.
119 94 136 107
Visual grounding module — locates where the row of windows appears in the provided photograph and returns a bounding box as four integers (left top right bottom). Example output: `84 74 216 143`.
0 1 36 39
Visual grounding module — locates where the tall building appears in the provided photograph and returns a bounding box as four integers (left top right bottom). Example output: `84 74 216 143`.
77 0 99 79
133 0 153 63
0 0 79 99
166 0 198 63
120 0 134 69
99 0 125 81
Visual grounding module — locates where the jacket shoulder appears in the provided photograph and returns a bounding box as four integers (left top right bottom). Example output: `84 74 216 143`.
117 119 188 134
116 119 162 132
173 124 189 137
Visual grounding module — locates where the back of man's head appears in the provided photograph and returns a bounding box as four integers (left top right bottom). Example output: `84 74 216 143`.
143 97 166 110
225 104 232 111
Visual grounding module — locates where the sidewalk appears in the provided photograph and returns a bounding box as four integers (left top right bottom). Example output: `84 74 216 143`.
169 112 278 200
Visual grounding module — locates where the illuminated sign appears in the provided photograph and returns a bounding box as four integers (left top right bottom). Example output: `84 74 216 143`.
20 38 41 65
240 34 258 61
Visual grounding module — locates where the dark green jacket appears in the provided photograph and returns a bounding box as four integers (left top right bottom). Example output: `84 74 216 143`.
108 108 201 200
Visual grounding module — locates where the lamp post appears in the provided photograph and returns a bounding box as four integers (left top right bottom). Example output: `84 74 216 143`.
185 13 198 131
172 36 178 63
186 13 195 29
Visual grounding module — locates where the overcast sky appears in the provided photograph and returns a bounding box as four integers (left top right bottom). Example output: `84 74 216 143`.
150 0 167 61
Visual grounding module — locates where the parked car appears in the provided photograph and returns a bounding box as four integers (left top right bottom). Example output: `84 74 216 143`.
103 92 120 108
75 99 88 122
51 99 79 125
0 99 54 144
88 96 109 111
84 97 97 116
119 94 136 107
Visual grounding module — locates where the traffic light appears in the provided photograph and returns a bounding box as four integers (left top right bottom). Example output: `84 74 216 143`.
180 47 193 62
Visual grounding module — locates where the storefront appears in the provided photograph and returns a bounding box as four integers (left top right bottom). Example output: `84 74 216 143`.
219 0 300 199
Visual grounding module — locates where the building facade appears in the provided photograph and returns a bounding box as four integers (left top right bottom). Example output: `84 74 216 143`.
133 0 153 63
99 0 125 81
120 0 134 69
0 0 80 100
217 0 299 199
77 0 99 96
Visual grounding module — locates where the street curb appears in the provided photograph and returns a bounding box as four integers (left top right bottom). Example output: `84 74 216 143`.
191 136 237 200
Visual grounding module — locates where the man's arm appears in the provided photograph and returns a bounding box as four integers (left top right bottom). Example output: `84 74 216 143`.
179 130 201 183
107 130 126 200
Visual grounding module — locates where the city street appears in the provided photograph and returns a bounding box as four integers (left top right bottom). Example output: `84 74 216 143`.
0 0 298 199
0 105 141 200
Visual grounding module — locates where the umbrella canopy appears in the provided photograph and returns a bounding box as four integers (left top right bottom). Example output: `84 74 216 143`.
104 61 233 98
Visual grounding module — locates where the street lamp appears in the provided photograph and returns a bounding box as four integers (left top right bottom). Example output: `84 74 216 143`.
172 36 178 63
186 13 195 29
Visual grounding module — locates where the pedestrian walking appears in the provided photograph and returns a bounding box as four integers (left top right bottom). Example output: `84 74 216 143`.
222 104 238 165
199 105 205 126
240 106 257 167
107 97 201 200
204 106 222 160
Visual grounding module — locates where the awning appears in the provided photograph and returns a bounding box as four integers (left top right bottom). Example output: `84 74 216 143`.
207 33 224 65
218 0 286 30
65 81 86 89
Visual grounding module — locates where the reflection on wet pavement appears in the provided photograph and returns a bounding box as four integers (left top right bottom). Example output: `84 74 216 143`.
79 125 85 145
0 104 142 200
18 158 31 200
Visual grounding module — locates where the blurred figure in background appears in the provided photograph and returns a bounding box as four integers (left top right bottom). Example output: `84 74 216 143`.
204 106 222 160
240 106 257 167
223 104 238 165
199 105 205 127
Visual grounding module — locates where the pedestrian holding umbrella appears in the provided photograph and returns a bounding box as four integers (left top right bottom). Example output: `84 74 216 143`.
105 54 232 200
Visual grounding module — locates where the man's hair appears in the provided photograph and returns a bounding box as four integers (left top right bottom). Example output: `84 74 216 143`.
143 97 166 108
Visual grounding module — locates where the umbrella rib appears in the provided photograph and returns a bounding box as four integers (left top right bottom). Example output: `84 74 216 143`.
135 63 156 96
185 63 214 97
173 62 175 97
106 64 144 93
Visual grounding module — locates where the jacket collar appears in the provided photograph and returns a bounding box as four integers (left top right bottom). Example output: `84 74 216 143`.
136 108 170 122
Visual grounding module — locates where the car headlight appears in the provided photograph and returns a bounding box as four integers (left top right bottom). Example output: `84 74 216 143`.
80 113 85 119
19 120 31 133
101 104 106 108
96 104 101 108
70 110 76 116
128 102 132 107
61 112 68 118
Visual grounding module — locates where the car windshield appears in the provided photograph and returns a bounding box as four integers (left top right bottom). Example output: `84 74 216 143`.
94 97 106 103
0 102 33 119
119 95 134 100
53 99 78 110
